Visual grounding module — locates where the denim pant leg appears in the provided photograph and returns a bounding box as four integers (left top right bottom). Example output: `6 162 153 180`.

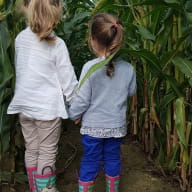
103 137 123 177
80 135 103 182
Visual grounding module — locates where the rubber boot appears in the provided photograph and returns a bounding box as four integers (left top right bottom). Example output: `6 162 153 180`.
78 180 94 192
26 167 37 192
105 175 120 192
35 167 59 192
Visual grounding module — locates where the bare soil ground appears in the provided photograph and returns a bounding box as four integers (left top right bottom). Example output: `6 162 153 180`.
12 121 179 192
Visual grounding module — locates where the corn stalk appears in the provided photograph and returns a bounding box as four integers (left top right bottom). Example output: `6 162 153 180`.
0 0 28 190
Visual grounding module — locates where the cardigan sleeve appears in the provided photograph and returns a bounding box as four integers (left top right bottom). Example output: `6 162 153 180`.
68 63 92 121
128 66 137 96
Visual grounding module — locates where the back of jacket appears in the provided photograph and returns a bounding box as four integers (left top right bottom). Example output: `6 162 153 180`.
69 57 136 128
7 27 77 120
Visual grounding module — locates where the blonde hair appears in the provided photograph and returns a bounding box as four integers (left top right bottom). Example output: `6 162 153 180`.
27 0 62 42
23 0 30 7
89 13 124 77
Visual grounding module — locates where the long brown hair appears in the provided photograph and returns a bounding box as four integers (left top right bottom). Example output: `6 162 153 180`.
89 13 124 77
27 0 62 42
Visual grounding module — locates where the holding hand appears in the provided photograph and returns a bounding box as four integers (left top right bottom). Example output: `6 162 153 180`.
74 118 81 125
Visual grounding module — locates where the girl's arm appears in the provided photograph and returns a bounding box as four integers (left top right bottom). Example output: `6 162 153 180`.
55 40 78 105
68 64 91 121
128 67 137 96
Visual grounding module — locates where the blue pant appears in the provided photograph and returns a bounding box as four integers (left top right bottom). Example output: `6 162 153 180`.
79 135 123 182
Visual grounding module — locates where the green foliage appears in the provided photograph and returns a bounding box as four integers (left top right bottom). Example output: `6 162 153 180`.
0 171 28 183
56 0 95 77
1 0 192 190
0 3 15 153
172 57 192 87
0 0 26 185
175 97 187 147
84 0 192 189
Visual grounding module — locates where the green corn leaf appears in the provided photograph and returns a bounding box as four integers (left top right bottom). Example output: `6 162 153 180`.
186 12 192 24
164 75 184 97
164 0 180 4
149 8 166 34
167 144 179 170
0 171 10 181
175 97 187 148
0 103 11 152
0 88 13 152
78 53 115 90
189 79 192 87
134 0 166 6
0 21 13 90
182 148 190 170
14 173 28 183
127 49 163 77
0 51 14 93
91 0 109 15
0 171 28 183
0 20 11 50
185 0 192 12
161 27 192 71
135 25 156 41
159 89 177 108
0 20 14 152
64 12 89 32
139 107 148 128
0 87 12 104
155 144 165 167
186 122 192 144
172 57 192 78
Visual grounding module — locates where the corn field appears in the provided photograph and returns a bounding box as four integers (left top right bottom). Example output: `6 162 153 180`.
0 0 192 191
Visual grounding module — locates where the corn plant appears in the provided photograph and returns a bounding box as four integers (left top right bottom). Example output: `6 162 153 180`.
1 0 192 191
0 0 27 189
56 0 96 76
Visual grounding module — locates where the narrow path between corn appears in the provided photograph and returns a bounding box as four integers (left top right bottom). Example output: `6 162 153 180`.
56 124 179 192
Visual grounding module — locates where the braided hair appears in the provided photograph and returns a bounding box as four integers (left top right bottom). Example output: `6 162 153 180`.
89 13 124 77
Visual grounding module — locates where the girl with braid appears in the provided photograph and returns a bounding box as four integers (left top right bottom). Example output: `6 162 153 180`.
69 13 136 192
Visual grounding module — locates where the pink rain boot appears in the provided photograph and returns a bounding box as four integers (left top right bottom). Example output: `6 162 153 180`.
105 175 120 192
35 166 59 192
26 167 37 192
78 180 94 192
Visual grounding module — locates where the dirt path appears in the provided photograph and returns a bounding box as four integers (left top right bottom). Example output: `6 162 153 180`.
55 124 179 192
14 123 179 192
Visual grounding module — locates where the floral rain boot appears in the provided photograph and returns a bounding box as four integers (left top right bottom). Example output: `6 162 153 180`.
35 166 59 192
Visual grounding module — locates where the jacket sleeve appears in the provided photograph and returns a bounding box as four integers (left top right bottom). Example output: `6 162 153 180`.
55 40 78 105
128 66 137 96
68 64 91 120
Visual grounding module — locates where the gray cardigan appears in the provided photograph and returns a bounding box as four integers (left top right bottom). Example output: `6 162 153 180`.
69 57 136 132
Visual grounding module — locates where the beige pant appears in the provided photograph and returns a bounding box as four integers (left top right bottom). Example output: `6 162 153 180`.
19 114 61 175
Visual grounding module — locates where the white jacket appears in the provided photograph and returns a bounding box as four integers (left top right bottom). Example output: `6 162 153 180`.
7 27 78 120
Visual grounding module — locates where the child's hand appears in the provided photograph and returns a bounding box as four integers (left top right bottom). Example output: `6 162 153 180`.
74 118 81 125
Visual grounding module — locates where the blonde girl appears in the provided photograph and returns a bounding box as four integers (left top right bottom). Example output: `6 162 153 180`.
7 0 78 191
69 13 137 192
